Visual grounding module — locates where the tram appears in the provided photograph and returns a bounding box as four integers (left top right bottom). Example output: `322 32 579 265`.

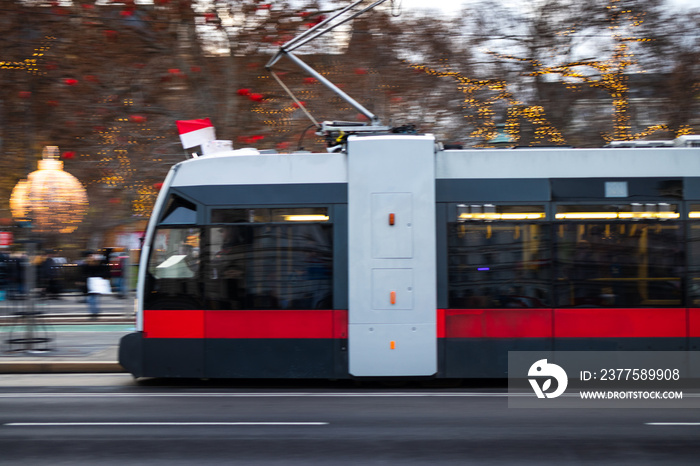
118 134 700 379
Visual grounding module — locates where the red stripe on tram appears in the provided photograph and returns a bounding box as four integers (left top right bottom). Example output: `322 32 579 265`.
442 308 689 339
143 309 348 339
442 309 553 339
554 308 686 338
143 310 205 339
683 308 700 338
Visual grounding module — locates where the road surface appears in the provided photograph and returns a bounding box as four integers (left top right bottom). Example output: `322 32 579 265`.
0 374 698 465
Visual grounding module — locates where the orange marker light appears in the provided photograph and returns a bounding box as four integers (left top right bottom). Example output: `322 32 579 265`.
390 341 396 350
389 213 395 225
390 291 396 305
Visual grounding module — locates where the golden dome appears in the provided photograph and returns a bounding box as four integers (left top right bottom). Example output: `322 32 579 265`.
10 146 88 234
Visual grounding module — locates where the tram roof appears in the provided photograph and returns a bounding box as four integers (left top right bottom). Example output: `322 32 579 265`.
168 137 700 187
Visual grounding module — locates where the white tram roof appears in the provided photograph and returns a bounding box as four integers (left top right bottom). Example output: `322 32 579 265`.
169 134 700 187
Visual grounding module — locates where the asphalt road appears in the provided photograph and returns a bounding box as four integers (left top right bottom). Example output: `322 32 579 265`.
1 375 699 465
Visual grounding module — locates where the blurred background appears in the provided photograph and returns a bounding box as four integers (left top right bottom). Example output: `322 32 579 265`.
0 0 698 266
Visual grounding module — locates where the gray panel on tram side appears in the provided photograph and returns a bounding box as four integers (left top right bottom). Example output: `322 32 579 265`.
436 179 551 203
204 339 343 379
683 177 700 199
141 338 205 379
333 203 349 310
551 177 683 201
170 183 347 206
435 202 449 310
553 337 687 352
444 338 688 378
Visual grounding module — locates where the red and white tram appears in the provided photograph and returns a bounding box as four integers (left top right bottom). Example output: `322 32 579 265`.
118 134 700 379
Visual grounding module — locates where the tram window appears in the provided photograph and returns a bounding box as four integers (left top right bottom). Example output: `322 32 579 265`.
211 207 329 224
159 195 197 225
447 221 551 309
205 223 333 310
148 228 200 279
554 222 683 307
690 204 700 220
555 203 679 220
457 204 546 221
688 211 700 305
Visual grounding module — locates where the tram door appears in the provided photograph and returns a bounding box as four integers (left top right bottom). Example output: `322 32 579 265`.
347 135 437 376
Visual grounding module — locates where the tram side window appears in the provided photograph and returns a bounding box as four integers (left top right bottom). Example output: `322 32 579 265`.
148 228 200 279
144 227 201 310
447 204 551 309
554 204 683 308
205 208 333 310
688 204 700 306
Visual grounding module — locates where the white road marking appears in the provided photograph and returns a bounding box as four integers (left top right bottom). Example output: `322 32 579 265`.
645 422 700 426
0 392 523 398
5 422 328 427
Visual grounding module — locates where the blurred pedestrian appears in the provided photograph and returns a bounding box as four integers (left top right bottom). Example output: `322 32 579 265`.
82 253 110 320
39 250 61 299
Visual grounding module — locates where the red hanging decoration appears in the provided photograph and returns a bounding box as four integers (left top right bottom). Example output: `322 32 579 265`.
130 115 147 123
303 77 316 84
249 93 264 102
153 182 164 190
62 151 76 159
18 91 31 99
64 78 79 86
237 88 251 96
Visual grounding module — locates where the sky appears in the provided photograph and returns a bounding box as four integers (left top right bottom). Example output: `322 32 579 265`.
397 0 697 14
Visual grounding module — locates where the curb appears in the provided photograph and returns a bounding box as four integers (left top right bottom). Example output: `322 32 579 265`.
0 314 135 325
0 361 125 374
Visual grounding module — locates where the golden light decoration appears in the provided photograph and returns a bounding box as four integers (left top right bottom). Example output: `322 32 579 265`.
10 146 88 234
409 63 566 146
482 0 658 143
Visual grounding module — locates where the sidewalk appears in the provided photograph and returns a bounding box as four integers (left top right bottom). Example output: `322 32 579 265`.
0 293 135 374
